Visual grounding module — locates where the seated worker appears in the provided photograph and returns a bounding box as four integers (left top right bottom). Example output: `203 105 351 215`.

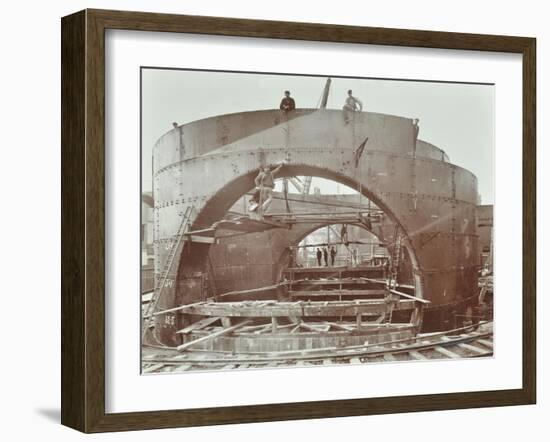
342 89 363 123
279 90 296 113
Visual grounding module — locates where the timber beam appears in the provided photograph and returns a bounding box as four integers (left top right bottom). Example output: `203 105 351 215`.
176 299 417 317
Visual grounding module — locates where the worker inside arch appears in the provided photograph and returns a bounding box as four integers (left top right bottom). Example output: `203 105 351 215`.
295 223 390 268
250 160 287 216
360 212 373 231
340 223 349 245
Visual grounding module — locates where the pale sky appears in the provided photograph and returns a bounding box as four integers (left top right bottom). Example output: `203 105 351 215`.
141 68 494 204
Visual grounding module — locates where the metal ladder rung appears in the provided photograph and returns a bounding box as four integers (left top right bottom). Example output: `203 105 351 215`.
142 206 195 337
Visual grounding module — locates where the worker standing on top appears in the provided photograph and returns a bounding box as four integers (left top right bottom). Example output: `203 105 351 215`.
413 118 420 143
254 160 286 216
316 248 323 266
343 89 363 123
323 247 329 267
279 90 296 113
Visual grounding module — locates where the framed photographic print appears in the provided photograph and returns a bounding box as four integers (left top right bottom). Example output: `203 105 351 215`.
61 9 536 433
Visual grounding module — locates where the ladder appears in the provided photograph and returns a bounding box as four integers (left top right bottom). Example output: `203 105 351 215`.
142 205 195 339
388 226 402 289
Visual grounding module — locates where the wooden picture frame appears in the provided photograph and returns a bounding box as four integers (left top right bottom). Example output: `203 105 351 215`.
61 8 536 433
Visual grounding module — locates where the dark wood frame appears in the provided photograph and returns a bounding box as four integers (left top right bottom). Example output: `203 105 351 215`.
61 8 536 433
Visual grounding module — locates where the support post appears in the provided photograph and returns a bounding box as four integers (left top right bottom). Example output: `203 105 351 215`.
271 316 278 334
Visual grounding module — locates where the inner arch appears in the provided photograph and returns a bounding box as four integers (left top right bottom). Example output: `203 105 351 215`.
178 166 423 303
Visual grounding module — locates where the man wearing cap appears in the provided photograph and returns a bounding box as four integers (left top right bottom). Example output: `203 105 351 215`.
343 89 363 123
279 90 296 113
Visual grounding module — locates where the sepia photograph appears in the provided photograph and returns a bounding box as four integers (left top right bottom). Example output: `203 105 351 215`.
140 68 494 374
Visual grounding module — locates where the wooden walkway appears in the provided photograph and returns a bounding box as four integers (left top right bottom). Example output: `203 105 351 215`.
142 322 493 373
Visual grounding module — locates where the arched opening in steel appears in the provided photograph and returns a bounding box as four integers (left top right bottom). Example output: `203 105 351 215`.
176 165 423 306
281 222 390 267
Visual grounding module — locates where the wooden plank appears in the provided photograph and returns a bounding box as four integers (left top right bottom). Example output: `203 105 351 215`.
289 290 383 301
271 316 278 334
408 350 428 360
142 354 187 363
458 343 488 355
290 283 385 290
325 321 354 332
142 363 165 374
388 288 431 304
177 320 252 351
147 330 494 365
299 322 328 333
289 290 386 298
277 323 298 331
151 301 204 317
180 299 415 317
184 227 216 236
382 353 396 362
370 314 386 324
222 216 289 230
176 316 220 334
476 339 494 349
171 364 192 373
183 234 217 244
292 278 384 286
216 283 287 299
433 346 461 359
240 323 272 332
290 324 301 334
360 277 388 284
285 266 380 274
253 324 273 334
234 323 298 335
